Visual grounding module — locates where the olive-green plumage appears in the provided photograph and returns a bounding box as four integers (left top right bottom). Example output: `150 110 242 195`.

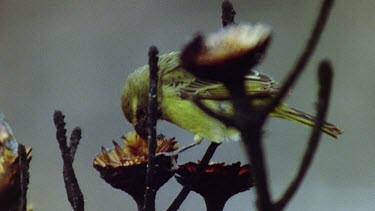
121 52 341 143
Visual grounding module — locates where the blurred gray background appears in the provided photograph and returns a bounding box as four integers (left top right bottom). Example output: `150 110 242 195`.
0 0 373 210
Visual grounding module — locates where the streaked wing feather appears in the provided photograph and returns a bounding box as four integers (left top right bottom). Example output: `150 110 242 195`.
180 71 280 99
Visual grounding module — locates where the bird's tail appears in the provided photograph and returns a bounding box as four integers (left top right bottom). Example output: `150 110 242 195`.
271 104 342 138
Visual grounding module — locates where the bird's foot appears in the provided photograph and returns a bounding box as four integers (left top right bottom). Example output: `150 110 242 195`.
156 142 198 158
156 142 201 171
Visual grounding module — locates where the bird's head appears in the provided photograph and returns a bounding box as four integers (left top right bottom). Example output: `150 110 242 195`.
121 66 150 138
121 52 180 138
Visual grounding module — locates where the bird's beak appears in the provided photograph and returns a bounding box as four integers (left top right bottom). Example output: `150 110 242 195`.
134 123 148 140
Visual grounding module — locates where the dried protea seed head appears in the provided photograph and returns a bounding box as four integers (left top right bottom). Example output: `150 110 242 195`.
0 146 32 209
94 131 178 168
93 131 178 205
202 23 271 63
181 23 271 82
123 131 178 159
176 162 253 205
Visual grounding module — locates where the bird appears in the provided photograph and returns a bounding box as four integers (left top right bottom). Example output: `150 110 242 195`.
121 51 342 145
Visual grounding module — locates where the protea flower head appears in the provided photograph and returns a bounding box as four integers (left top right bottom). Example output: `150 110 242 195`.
93 131 178 210
176 161 253 211
181 23 271 82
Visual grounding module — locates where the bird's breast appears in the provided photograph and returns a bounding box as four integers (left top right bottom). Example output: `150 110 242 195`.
160 96 238 142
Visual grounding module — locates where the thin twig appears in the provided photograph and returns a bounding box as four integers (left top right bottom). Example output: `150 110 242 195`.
167 142 220 211
143 46 159 211
263 0 334 116
17 144 29 211
53 111 84 211
274 60 333 210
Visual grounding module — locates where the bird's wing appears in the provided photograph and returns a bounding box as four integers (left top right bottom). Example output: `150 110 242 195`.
177 70 280 100
157 52 280 99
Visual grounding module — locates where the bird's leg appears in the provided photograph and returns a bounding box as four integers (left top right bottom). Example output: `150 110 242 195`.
155 142 199 157
155 142 198 171
155 135 203 157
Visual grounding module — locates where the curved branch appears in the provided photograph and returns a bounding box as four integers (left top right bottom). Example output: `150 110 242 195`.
274 60 333 210
263 0 334 116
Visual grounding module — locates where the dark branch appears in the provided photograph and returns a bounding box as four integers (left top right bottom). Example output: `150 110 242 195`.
17 144 29 211
225 81 273 211
222 0 236 27
167 142 220 211
242 129 273 210
274 60 333 210
144 46 159 211
53 111 84 211
69 127 82 158
263 0 334 116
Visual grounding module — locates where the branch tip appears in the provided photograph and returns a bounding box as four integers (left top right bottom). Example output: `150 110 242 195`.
318 60 333 88
149 46 159 58
222 0 236 27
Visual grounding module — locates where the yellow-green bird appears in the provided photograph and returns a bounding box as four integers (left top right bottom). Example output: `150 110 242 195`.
121 52 342 144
